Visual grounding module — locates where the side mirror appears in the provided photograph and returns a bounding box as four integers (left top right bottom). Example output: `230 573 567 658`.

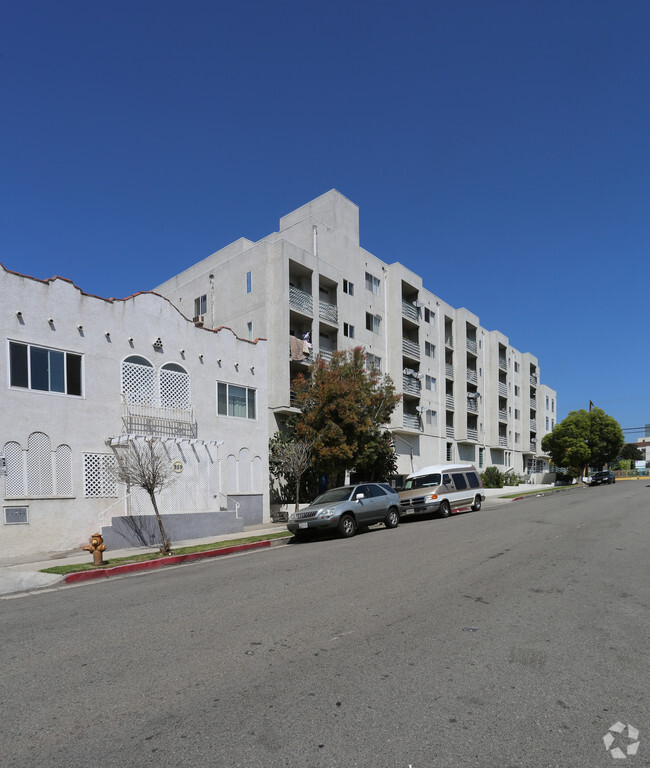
355 493 365 501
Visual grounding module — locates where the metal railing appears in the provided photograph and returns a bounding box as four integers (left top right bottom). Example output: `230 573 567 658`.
445 394 454 409
530 374 538 385
121 397 197 439
319 345 336 362
403 413 420 430
402 338 420 358
466 428 478 441
467 369 478 384
498 357 507 371
467 338 477 354
498 382 507 397
530 420 537 431
401 300 419 322
445 333 454 348
529 442 537 452
446 425 455 438
499 436 508 447
445 363 454 378
498 409 508 422
289 285 313 314
402 376 421 395
319 299 338 324
467 399 478 413
530 397 537 409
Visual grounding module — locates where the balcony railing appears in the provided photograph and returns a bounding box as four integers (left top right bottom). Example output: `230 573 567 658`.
319 299 338 324
499 436 508 447
446 425 455 438
467 399 478 413
121 398 197 439
530 419 537 431
319 344 336 362
445 363 454 378
445 333 454 348
445 394 454 409
466 428 478 441
401 300 419 322
403 413 420 430
467 369 478 384
498 409 508 422
530 442 537 452
530 397 537 409
498 382 507 397
289 285 313 314
467 338 477 354
402 375 421 395
402 338 420 359
498 357 507 371
530 374 538 385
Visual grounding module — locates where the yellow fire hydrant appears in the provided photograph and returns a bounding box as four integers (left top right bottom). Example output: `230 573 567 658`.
82 533 107 566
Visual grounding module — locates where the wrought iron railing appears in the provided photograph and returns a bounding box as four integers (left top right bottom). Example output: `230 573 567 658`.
289 285 313 314
466 338 477 353
121 397 197 439
319 299 338 324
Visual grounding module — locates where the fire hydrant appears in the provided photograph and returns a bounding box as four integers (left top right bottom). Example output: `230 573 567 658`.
82 533 106 566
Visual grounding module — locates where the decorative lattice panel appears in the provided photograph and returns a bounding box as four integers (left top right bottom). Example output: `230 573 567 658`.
121 361 156 405
83 453 117 498
160 368 191 409
3 442 24 496
55 445 73 496
27 432 53 496
238 448 251 492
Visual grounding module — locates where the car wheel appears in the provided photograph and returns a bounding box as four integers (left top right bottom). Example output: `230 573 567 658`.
294 529 310 541
338 514 356 538
385 507 400 529
439 500 451 518
471 495 482 512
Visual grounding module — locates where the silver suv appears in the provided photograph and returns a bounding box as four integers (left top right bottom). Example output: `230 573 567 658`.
287 483 401 538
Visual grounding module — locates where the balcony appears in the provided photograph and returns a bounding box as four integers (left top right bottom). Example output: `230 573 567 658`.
445 394 454 409
401 300 419 322
498 409 508 422
403 413 421 430
319 343 337 362
530 374 538 385
121 397 197 439
467 399 478 413
498 382 507 397
530 397 537 409
402 375 421 395
530 442 537 452
530 419 537 431
466 428 478 441
445 363 454 379
467 338 477 354
289 285 313 315
445 333 454 348
446 425 454 438
499 436 508 447
498 357 507 371
319 299 338 324
467 369 478 384
402 338 420 359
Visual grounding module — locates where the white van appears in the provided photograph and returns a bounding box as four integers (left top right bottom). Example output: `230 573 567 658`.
398 463 485 517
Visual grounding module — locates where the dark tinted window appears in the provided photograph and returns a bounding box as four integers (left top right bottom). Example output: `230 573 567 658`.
451 472 467 489
467 472 480 488
367 484 388 498
9 343 28 388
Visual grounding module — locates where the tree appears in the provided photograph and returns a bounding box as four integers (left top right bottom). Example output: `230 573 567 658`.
541 408 624 478
620 443 644 462
269 434 313 519
112 439 176 555
292 347 400 486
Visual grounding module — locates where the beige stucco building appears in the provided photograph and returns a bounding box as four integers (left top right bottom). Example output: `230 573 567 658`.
156 190 557 481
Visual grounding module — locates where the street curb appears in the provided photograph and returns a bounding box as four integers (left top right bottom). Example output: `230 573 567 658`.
63 538 285 585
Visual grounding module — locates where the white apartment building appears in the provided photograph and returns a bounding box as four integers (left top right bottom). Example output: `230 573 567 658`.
1 264 269 560
156 190 557 481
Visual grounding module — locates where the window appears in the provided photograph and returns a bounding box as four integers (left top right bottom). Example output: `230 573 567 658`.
552 400 555 413
514 361 520 372
545 396 550 409
446 443 453 462
217 383 256 419
343 279 354 296
424 308 434 324
365 313 381 334
343 323 355 338
452 473 467 490
425 341 435 358
514 408 520 419
425 375 436 391
365 272 381 295
246 271 252 293
4 506 28 525
366 354 381 371
546 417 550 430
9 342 83 396
426 409 437 426
514 385 520 396
467 472 480 489
515 432 520 444
479 447 484 469
194 294 207 317
247 322 253 341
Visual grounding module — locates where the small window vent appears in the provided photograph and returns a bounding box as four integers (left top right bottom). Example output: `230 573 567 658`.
5 506 28 525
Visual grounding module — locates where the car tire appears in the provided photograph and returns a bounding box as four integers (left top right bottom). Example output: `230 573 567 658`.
338 514 356 538
385 507 400 529
294 529 310 541
471 495 482 512
439 500 451 518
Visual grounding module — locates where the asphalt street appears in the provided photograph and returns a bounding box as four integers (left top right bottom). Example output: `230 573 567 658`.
1 482 648 768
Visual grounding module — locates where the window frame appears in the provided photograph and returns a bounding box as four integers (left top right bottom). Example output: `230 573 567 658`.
194 294 207 316
217 382 257 420
8 340 84 397
365 271 381 295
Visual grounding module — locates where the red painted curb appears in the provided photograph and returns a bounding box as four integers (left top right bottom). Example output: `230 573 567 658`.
511 496 525 501
64 539 272 585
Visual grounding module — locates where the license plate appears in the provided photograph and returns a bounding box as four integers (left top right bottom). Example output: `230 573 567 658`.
298 522 308 529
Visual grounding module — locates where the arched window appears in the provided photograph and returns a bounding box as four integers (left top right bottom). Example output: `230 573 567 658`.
121 355 156 405
160 363 191 409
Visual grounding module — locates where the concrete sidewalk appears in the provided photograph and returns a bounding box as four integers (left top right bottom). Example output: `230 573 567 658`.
0 484 563 598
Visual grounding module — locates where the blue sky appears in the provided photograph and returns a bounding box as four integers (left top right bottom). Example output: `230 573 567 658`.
2 1 649 435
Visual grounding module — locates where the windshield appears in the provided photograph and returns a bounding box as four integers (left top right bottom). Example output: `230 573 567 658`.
403 473 441 491
311 487 353 505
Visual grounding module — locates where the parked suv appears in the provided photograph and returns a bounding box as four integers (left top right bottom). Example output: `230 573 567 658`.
287 483 401 538
587 470 616 486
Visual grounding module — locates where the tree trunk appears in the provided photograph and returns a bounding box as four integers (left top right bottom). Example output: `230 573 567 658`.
149 490 172 555
294 476 301 516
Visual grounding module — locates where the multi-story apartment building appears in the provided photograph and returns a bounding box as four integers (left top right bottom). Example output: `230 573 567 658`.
156 190 557 480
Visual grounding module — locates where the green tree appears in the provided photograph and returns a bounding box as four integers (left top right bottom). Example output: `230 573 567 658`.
292 347 400 486
541 408 624 478
620 443 643 462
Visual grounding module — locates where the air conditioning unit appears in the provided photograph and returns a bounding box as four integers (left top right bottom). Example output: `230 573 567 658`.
193 314 205 325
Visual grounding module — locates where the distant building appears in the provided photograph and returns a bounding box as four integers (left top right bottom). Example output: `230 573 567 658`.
156 190 557 480
1 264 269 560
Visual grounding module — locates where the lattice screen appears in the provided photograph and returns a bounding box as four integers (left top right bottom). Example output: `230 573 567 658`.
160 368 191 409
83 453 117 498
121 361 156 405
27 432 53 496
55 445 73 496
3 442 24 496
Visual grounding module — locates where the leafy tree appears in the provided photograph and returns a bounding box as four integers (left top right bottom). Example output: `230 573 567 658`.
292 347 400 486
620 443 644 462
112 439 176 555
541 408 624 478
269 432 313 518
